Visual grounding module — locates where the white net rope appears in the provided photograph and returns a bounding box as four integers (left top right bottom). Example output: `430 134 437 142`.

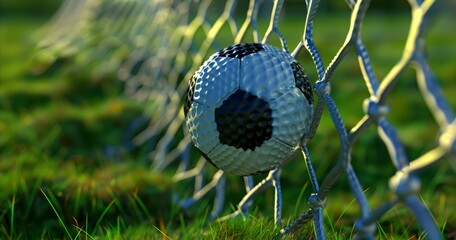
34 0 455 238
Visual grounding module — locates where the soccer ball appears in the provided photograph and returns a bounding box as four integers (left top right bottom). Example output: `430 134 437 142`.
184 43 313 176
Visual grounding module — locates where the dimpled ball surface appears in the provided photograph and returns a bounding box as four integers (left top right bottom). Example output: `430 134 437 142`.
184 43 313 176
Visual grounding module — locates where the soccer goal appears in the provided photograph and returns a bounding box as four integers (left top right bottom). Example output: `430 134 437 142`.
35 0 454 238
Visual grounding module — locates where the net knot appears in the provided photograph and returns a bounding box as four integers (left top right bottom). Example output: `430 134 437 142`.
363 98 389 120
314 81 331 96
307 193 326 210
353 219 377 240
389 171 421 198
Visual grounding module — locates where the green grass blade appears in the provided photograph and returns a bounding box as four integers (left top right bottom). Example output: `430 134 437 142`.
324 208 336 235
40 187 72 239
93 199 115 232
292 181 309 218
10 194 15 239
131 193 152 220
152 225 172 240
24 179 42 219
117 216 121 237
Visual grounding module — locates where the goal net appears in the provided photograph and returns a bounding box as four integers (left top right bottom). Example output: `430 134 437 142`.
34 0 455 238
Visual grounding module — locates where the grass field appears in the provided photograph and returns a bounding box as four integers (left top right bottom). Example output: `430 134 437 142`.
1 5 455 240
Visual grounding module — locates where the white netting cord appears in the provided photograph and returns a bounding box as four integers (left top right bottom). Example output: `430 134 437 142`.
33 0 454 238
281 0 453 239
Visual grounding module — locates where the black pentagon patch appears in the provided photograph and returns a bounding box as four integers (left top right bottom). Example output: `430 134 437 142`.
184 73 198 117
215 89 273 151
291 61 313 104
216 43 264 59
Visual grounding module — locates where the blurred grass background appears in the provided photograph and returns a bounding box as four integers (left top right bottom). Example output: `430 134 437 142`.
1 0 455 239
